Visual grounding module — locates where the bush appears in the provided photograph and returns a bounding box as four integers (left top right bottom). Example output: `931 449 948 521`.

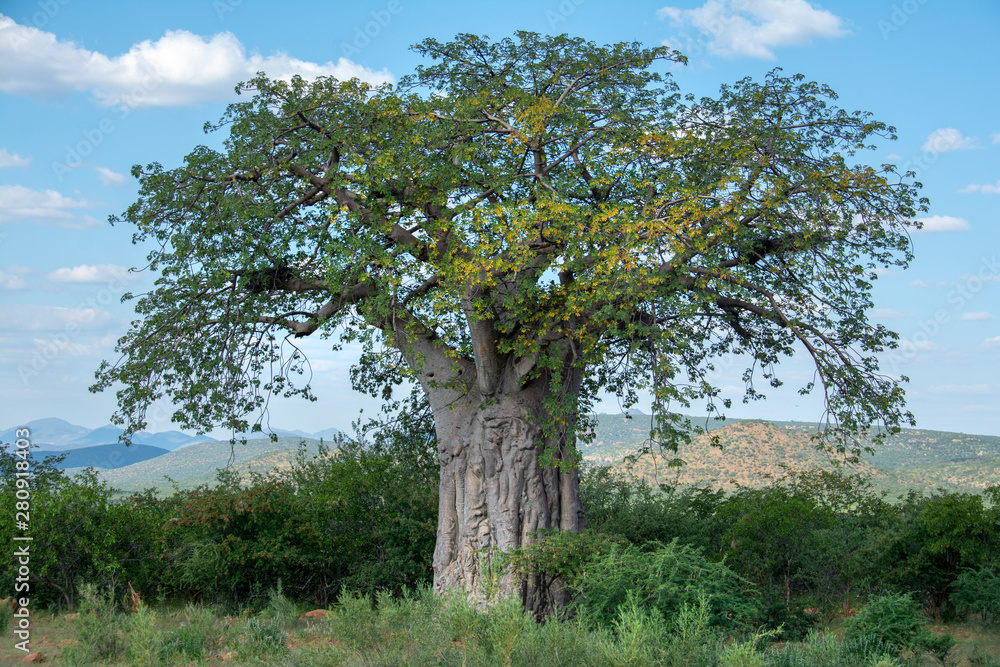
877 490 1000 620
842 591 953 658
0 449 165 609
573 538 758 631
952 566 1000 625
164 439 438 606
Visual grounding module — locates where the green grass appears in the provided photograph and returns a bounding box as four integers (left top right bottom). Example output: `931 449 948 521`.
2 587 998 666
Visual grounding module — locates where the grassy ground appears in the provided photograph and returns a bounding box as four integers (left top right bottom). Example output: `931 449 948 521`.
1 588 998 666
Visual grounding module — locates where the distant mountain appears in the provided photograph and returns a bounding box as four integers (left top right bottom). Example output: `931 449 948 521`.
0 418 91 449
0 419 318 452
312 427 342 441
71 425 130 447
135 430 214 450
42 444 170 470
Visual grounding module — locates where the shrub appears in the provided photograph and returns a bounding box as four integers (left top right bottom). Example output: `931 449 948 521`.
573 538 758 631
159 603 224 661
952 566 1000 625
0 449 165 609
842 591 954 658
164 440 437 606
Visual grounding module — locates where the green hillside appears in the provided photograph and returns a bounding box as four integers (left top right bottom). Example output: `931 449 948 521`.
93 437 325 493
73 414 1000 497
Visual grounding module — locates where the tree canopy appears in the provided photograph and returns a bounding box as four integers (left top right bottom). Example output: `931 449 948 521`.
94 31 922 454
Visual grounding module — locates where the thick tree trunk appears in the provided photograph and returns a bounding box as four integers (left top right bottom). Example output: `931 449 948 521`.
430 385 586 619
390 311 586 618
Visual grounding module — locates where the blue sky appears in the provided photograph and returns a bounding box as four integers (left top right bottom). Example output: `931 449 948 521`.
1 0 997 437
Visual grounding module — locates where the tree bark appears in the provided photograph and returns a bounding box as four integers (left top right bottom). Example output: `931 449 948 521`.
430 385 586 618
390 312 587 618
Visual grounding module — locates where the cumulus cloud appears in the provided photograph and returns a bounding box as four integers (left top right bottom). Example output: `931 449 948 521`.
656 0 847 60
958 179 1000 195
96 166 127 188
992 132 1000 144
0 15 394 108
961 312 994 321
921 128 977 153
0 184 96 227
46 264 131 283
0 148 30 168
981 336 1000 352
910 215 970 233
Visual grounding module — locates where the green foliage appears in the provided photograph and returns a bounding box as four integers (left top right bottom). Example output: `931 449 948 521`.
580 465 727 552
842 591 953 657
877 490 1000 618
0 447 166 609
94 31 922 471
953 567 1000 625
573 539 758 631
502 529 624 594
163 438 437 606
59 583 129 663
237 616 289 659
158 604 223 661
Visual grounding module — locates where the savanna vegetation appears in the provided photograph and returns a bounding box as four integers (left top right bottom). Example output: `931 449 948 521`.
3 433 999 665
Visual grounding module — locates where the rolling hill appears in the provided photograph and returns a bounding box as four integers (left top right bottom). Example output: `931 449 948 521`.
18 412 996 497
90 437 327 493
41 443 170 470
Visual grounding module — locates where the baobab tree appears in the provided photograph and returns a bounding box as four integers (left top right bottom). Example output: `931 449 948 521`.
93 32 923 616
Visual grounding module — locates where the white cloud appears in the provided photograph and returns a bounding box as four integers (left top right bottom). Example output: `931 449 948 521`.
0 268 28 290
981 336 1000 352
921 127 977 153
0 148 30 168
909 279 950 288
992 132 1000 144
29 337 92 357
0 304 117 332
0 15 394 108
958 179 1000 195
961 312 994 321
897 339 939 353
657 0 847 60
927 384 991 394
47 264 130 283
868 308 909 319
96 166 127 188
0 184 95 227
910 215 970 233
